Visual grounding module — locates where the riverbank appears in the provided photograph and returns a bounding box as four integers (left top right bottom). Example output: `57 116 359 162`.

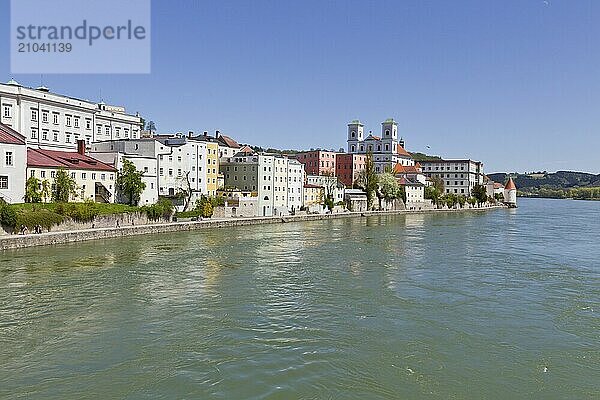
0 205 506 251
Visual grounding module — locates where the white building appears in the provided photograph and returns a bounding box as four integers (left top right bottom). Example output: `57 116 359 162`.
0 123 26 203
420 159 485 196
90 136 209 209
347 118 414 173
503 177 517 206
27 142 117 203
306 174 344 204
90 150 158 205
221 150 305 216
0 79 143 152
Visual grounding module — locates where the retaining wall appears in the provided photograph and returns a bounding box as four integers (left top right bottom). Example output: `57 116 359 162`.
1 205 506 251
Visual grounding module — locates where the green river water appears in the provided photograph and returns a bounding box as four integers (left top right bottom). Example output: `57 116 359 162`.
0 198 598 399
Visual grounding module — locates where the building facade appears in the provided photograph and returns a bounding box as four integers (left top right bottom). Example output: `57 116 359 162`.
347 118 414 173
293 150 336 176
27 144 116 203
335 153 366 187
420 159 485 196
0 123 26 203
306 175 344 204
221 151 305 216
0 80 143 152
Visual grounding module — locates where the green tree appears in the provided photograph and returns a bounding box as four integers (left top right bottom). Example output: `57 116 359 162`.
40 179 51 203
25 176 42 203
356 151 378 210
472 184 488 204
116 159 147 206
52 168 78 203
196 196 214 218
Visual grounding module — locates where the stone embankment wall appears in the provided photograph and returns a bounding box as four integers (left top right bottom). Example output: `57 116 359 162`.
0 205 507 251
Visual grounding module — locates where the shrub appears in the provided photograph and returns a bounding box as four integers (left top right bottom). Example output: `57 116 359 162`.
0 200 17 228
142 198 174 221
16 209 64 231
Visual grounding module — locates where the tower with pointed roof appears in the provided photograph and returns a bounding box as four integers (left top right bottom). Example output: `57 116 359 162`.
503 177 517 206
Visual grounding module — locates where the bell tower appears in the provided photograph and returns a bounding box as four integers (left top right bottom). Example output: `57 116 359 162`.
347 120 364 153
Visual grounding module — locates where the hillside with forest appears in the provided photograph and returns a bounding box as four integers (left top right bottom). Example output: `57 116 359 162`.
488 171 600 200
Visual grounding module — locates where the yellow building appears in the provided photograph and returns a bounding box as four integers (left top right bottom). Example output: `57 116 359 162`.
206 141 219 196
303 184 324 207
27 146 116 202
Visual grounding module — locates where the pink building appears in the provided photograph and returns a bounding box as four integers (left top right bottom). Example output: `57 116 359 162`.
335 153 366 187
294 150 336 176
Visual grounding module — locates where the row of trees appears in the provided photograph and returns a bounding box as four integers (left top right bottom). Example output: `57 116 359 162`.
353 152 406 210
519 186 600 200
424 175 492 208
25 168 78 203
24 160 148 206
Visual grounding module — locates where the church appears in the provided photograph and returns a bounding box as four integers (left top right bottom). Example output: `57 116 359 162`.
346 118 414 173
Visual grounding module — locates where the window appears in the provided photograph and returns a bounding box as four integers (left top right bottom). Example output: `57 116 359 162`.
66 115 72 127
0 176 7 190
74 117 80 128
168 169 173 176
115 127 121 138
2 104 12 118
5 152 13 166
86 119 91 130
125 128 129 138
42 111 49 123
105 126 110 136
30 170 35 177
66 133 72 143
51 171 56 178
71 172 76 179
101 174 106 180
144 167 148 173
82 173 86 179
31 128 38 139
385 129 390 136
92 173 96 180
40 171 46 178
53 113 59 125
53 131 59 142
97 125 102 135
31 109 38 122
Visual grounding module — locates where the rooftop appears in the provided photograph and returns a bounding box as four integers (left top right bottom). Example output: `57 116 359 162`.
27 148 116 172
0 123 26 145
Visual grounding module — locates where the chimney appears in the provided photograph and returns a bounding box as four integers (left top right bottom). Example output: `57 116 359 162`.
215 130 220 138
188 130 194 138
203 131 208 137
77 139 86 155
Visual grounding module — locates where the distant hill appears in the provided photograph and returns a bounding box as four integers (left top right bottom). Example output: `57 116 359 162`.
487 171 600 200
488 171 600 190
410 152 442 162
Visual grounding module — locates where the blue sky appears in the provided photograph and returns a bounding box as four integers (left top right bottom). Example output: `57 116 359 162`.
1 0 599 173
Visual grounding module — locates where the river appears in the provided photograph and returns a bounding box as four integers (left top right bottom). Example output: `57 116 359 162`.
1 198 598 399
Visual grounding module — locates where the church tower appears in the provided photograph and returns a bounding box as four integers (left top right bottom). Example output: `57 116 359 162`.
347 120 364 153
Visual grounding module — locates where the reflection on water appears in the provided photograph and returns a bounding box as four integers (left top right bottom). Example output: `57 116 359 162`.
0 198 599 399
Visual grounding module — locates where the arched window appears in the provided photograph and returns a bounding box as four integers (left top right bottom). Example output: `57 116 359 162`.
351 131 355 138
385 130 390 136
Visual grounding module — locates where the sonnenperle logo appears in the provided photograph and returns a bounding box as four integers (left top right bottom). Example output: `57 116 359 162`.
10 0 151 74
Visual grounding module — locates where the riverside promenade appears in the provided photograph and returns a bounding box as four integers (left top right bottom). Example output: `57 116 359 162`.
0 205 506 251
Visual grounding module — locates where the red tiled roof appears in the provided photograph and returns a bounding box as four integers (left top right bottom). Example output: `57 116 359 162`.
0 123 26 145
219 135 241 148
505 177 517 190
393 163 421 174
397 145 412 158
493 182 504 189
237 145 254 154
27 149 116 172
